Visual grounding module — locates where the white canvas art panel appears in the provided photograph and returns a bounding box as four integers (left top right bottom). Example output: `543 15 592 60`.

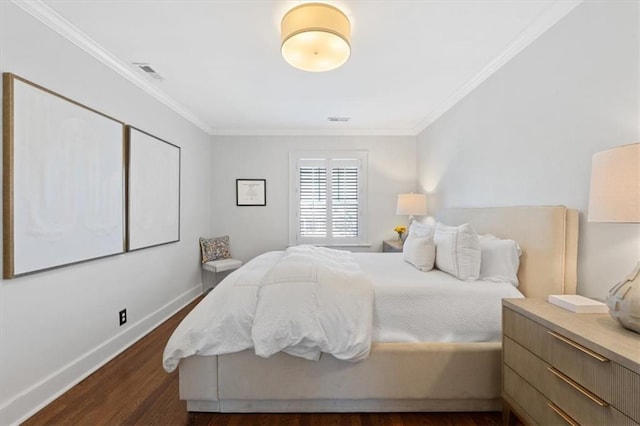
127 127 180 251
6 75 125 277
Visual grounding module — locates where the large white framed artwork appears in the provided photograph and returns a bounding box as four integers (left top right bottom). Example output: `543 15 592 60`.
126 126 180 251
3 73 126 279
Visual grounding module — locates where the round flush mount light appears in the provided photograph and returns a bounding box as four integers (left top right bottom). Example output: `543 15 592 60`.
281 3 351 72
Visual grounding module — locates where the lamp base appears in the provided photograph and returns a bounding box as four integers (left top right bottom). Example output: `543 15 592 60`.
606 261 640 334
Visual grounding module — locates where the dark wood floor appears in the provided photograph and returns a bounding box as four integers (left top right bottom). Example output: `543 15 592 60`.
24 297 503 426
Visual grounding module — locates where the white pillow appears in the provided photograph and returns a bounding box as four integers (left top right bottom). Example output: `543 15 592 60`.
407 221 434 239
433 222 481 281
479 234 522 287
403 237 436 272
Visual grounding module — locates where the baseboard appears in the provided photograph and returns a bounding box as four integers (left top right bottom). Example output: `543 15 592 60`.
0 283 202 426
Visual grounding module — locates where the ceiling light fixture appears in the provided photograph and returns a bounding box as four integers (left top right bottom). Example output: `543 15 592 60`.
281 2 351 72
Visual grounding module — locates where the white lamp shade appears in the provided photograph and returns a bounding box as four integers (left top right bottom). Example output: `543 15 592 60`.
396 193 427 216
588 143 640 223
281 3 351 72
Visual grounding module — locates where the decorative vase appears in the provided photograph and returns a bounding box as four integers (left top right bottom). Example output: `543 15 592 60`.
606 261 640 334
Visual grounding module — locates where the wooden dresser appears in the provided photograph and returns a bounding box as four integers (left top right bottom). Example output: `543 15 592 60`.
502 298 640 426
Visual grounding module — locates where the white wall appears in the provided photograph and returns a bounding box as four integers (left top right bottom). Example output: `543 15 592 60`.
417 1 639 300
211 135 417 260
0 3 212 425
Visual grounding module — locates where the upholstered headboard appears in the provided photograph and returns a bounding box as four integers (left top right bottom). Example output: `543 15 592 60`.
437 206 578 298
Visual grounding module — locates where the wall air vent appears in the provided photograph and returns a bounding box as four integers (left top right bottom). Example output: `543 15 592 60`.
327 116 350 122
133 63 164 81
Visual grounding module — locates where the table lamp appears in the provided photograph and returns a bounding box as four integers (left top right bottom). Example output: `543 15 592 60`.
588 142 640 333
396 193 427 224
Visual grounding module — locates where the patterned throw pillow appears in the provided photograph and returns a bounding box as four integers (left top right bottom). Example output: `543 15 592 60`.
199 235 231 263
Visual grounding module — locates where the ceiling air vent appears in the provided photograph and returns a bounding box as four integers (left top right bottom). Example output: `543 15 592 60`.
327 116 350 122
133 63 164 81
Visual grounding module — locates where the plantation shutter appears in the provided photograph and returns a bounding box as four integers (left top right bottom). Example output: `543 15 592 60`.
296 157 362 244
331 160 359 238
299 161 327 238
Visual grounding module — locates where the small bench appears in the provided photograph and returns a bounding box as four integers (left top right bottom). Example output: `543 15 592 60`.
202 258 243 274
202 258 243 292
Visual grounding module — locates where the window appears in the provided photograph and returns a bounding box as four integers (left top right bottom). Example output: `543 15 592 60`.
290 151 368 246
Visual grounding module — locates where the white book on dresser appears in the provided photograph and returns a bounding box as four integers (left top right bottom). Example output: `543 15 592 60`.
548 294 609 313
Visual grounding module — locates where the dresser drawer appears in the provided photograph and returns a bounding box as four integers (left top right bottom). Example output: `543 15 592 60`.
504 337 637 426
546 328 640 422
504 308 640 422
504 365 575 426
503 307 551 358
547 365 637 426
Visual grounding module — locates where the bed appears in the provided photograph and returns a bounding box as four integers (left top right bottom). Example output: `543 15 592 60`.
170 205 578 413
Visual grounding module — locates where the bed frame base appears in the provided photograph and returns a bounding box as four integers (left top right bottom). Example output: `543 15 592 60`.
187 400 220 412
181 342 503 413
187 398 501 413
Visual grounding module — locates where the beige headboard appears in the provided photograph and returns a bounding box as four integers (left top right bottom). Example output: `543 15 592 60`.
437 206 578 298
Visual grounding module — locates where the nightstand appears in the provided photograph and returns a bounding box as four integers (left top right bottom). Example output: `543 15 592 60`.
502 298 640 426
382 239 403 252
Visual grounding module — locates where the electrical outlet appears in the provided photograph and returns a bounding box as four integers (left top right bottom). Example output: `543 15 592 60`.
119 309 127 326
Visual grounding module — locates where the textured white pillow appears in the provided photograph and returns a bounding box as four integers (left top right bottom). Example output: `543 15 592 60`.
403 237 436 272
407 221 434 239
434 223 481 280
479 234 522 286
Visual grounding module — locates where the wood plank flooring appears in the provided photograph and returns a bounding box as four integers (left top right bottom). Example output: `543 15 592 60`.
23 297 503 426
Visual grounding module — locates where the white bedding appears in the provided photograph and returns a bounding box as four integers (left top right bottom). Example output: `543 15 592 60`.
355 253 524 343
252 247 373 361
163 250 523 373
163 247 373 372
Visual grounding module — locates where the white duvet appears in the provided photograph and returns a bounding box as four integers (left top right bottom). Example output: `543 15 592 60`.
163 249 524 373
355 253 524 343
163 247 374 372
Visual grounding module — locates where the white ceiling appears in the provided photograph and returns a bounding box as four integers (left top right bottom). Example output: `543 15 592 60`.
34 0 581 135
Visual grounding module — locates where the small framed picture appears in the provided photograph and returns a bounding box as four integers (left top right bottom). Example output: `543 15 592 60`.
236 179 266 206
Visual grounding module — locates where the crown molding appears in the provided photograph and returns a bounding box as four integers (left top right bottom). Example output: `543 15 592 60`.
210 127 417 137
412 0 583 136
13 0 583 138
12 0 213 135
